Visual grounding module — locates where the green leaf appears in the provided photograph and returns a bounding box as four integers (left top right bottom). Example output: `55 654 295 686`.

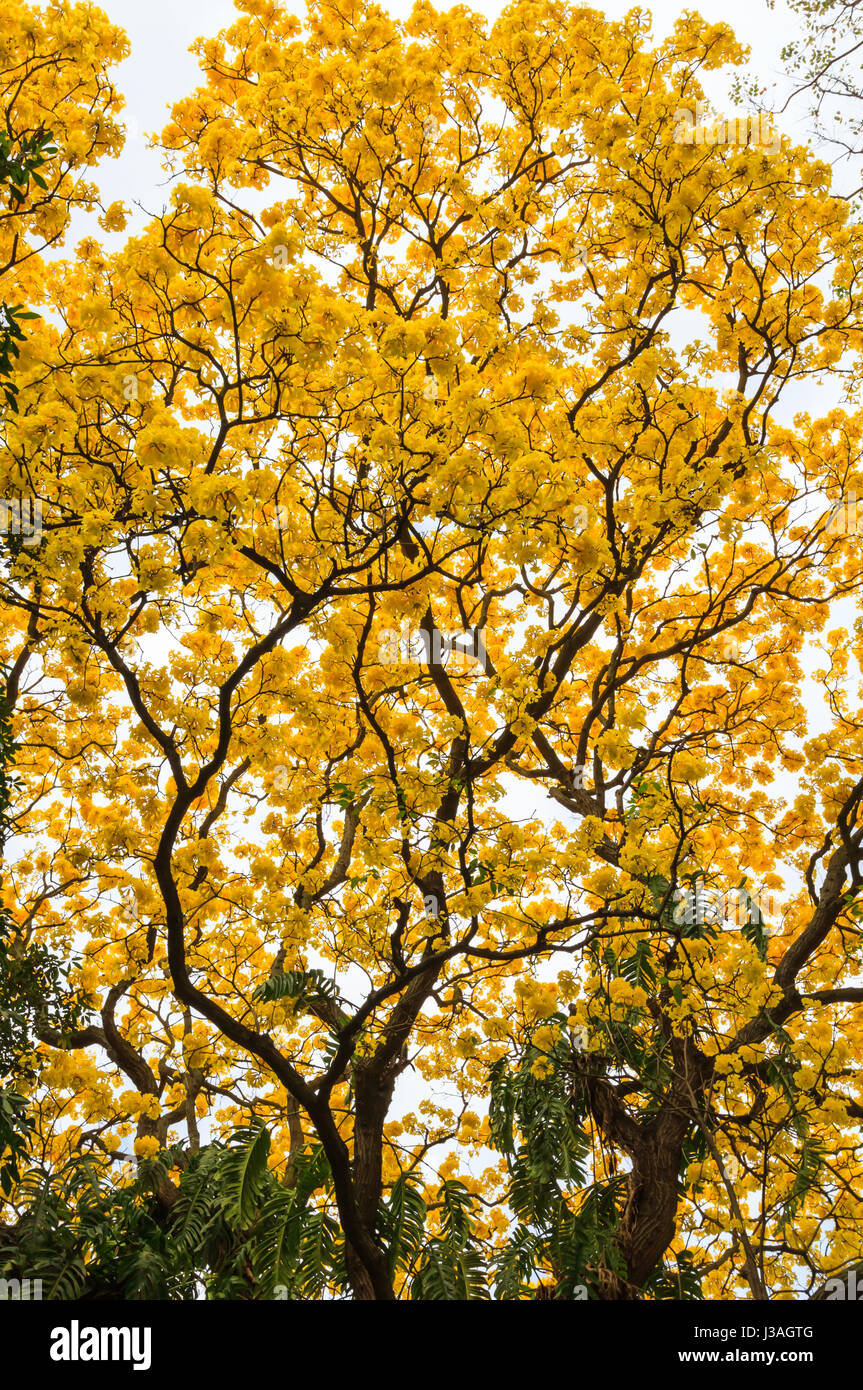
221 1125 271 1226
254 968 342 1015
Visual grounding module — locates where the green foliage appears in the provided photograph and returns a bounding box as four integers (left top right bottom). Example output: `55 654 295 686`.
620 939 657 990
0 936 91 1083
410 1181 488 1300
0 1088 31 1198
410 1241 487 1300
0 1126 349 1301
487 1020 704 1299
0 130 54 411
0 129 56 205
642 1248 705 1301
490 1040 591 1205
0 304 38 411
220 1123 271 1225
0 1151 196 1300
377 1172 427 1281
488 1040 627 1298
159 1129 347 1299
249 1147 343 1299
779 1134 828 1236
254 968 342 1014
330 776 374 811
738 882 770 961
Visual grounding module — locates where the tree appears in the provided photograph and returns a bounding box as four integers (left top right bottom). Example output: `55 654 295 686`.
0 0 126 1211
0 2 128 356
774 0 863 195
4 0 863 1300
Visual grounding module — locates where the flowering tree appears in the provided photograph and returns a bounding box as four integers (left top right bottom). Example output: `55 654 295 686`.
3 0 863 1300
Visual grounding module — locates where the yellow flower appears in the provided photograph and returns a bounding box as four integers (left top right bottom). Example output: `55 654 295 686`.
99 201 129 233
530 1057 555 1080
133 1136 161 1159
592 866 618 894
608 976 634 1003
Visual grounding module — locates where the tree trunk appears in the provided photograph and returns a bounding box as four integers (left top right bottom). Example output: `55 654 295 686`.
589 1037 712 1299
344 1064 396 1300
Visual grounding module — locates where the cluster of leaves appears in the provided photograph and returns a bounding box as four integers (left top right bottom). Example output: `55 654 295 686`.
253 968 342 1013
0 305 38 413
0 936 91 1082
0 1127 333 1300
0 1014 713 1301
0 1123 491 1300
0 129 56 208
490 1044 624 1299
0 131 54 410
488 1022 705 1300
